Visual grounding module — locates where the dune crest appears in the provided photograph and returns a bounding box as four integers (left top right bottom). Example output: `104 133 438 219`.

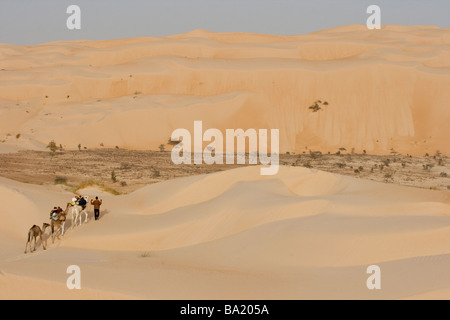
0 25 449 155
0 166 449 299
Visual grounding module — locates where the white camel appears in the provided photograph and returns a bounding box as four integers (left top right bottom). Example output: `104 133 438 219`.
69 196 89 228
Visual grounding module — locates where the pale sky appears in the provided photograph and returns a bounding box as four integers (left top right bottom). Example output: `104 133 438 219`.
0 0 449 45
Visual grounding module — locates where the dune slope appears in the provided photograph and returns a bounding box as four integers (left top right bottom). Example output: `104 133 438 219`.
0 166 449 299
0 25 449 155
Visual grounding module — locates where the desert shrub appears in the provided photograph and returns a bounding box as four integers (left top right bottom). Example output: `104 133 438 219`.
47 140 58 153
336 162 346 168
120 163 132 170
16 134 21 139
303 161 312 169
159 144 166 152
309 102 321 112
74 180 120 195
310 151 322 159
440 172 448 177
152 169 161 178
309 100 329 112
120 181 127 187
111 170 117 183
54 176 67 185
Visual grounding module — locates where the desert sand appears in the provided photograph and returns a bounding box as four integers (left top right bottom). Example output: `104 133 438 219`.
0 165 449 299
0 25 450 300
0 25 449 155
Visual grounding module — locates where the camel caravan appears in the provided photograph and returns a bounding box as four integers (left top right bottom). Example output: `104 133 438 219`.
24 195 91 254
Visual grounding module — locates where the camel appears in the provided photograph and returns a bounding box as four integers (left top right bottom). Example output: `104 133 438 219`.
25 223 50 254
69 196 89 228
50 203 70 243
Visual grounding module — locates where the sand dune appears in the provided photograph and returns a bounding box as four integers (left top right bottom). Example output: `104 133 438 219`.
0 166 449 299
1 25 449 300
0 25 449 155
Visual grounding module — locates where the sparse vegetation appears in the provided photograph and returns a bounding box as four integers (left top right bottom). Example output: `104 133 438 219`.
440 172 448 177
54 176 68 185
111 170 117 183
73 180 121 195
119 162 130 170
159 144 166 152
78 144 81 151
336 162 346 168
308 99 329 112
0 150 448 193
310 151 322 159
16 134 21 139
140 252 151 258
46 140 58 154
152 168 161 178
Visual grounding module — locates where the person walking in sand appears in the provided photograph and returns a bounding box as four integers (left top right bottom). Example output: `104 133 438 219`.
91 197 103 220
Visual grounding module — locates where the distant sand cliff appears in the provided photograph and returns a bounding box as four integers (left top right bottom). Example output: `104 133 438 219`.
0 25 449 155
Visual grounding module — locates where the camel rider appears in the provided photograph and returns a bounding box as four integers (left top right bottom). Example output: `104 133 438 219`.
78 195 87 211
50 207 61 221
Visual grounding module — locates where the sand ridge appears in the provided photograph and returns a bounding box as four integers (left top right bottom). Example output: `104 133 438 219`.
0 25 449 155
0 166 449 299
